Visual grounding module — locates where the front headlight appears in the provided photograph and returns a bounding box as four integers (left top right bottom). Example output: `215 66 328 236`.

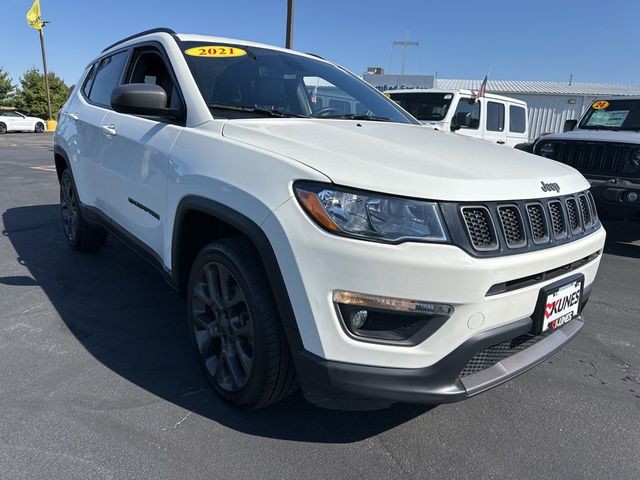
539 143 555 158
294 182 448 243
631 149 640 168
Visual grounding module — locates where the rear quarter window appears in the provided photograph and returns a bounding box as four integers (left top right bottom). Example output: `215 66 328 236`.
509 105 527 133
487 101 505 132
88 51 129 107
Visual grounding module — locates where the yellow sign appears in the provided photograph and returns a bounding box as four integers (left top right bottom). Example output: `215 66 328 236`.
592 100 610 110
185 46 247 58
26 0 44 30
384 93 391 98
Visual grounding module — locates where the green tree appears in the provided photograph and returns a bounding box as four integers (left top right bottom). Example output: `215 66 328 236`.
14 68 72 119
0 67 15 107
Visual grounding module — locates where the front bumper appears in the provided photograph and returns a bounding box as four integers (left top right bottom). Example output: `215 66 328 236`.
589 177 640 216
295 312 586 410
263 197 606 369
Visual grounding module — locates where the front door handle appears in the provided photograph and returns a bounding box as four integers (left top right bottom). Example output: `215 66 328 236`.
101 124 117 136
68 112 79 121
496 140 506 145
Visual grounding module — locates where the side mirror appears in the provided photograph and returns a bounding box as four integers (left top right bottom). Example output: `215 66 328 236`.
111 84 180 119
450 122 461 132
563 119 577 132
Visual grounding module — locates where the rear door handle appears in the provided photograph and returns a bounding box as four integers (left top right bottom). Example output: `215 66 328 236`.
68 112 79 121
497 140 506 145
101 124 117 136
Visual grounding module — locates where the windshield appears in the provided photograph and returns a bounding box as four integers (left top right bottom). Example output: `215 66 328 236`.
579 99 640 131
180 41 416 124
387 92 454 121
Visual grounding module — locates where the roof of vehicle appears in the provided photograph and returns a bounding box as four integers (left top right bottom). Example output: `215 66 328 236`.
384 88 527 106
436 79 640 96
100 29 330 65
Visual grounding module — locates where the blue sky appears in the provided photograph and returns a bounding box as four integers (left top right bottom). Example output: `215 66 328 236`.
2 0 639 86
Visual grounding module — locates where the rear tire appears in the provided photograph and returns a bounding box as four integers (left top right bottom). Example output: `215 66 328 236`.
187 238 298 409
59 169 107 251
34 122 45 133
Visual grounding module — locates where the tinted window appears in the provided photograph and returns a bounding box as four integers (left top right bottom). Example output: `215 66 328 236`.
579 98 640 131
452 98 481 129
388 92 454 121
127 49 182 110
82 65 96 98
0 111 22 117
509 105 526 133
487 101 505 132
89 51 128 107
180 41 416 123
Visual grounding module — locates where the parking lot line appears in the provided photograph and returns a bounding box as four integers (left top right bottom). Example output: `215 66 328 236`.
30 165 57 172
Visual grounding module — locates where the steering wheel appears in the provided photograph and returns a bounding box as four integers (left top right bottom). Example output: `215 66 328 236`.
312 107 340 118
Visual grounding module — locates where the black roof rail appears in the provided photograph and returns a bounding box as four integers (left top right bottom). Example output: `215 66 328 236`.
102 28 177 53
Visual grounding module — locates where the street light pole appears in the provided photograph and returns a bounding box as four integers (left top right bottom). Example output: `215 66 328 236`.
286 0 294 49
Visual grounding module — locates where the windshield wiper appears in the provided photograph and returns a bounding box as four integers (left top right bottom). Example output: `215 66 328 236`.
319 113 392 122
208 103 307 118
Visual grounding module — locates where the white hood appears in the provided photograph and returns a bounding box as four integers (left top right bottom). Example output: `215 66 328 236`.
222 119 589 201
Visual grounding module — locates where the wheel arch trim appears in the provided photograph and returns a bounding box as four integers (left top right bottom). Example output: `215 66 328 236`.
172 195 303 340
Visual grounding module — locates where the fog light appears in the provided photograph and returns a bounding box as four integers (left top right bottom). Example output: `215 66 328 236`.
333 291 454 345
350 310 368 329
625 192 638 203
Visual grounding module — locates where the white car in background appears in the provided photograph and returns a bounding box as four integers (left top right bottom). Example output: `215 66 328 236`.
0 110 46 134
385 89 529 147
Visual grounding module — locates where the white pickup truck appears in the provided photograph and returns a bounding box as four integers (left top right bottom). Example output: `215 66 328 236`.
385 89 529 147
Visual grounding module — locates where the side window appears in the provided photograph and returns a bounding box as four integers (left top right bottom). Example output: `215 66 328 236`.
89 51 128 107
82 65 96 98
126 48 182 110
487 101 505 132
509 105 527 133
452 98 481 129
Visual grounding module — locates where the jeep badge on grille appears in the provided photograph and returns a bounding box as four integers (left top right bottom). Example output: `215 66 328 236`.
540 181 560 193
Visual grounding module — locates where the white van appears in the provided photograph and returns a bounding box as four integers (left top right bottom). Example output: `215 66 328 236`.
385 89 529 147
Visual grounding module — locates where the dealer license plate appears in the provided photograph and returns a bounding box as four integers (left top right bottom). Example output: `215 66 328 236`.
540 279 583 333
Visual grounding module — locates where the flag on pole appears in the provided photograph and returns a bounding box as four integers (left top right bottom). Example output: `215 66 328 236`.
26 0 44 30
474 74 488 102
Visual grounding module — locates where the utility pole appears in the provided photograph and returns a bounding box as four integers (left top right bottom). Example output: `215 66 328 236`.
39 24 53 120
393 31 419 75
286 0 294 49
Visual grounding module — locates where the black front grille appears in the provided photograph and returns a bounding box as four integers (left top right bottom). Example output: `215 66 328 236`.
548 200 567 238
526 203 549 243
458 333 547 378
452 190 599 256
498 206 526 248
578 194 592 226
537 141 640 177
461 207 497 251
565 198 581 233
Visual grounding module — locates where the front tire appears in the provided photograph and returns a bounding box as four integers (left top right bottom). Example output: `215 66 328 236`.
0 123 6 134
187 238 298 409
34 122 45 133
59 169 107 251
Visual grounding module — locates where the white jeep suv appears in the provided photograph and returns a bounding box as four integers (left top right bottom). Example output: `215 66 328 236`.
54 29 606 410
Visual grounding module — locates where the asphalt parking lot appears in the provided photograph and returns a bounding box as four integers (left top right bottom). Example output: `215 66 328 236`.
1 132 639 480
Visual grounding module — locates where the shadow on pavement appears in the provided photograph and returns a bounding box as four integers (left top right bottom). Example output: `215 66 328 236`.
601 220 640 259
2 204 431 443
